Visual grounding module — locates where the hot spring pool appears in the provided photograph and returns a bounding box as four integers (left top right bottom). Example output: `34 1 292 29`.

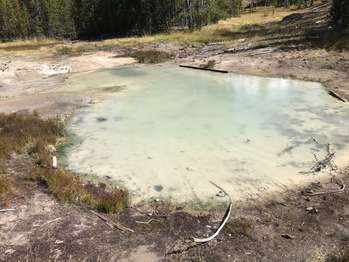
63 66 349 204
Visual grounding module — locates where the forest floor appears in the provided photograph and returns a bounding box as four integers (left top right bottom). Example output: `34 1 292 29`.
0 1 349 261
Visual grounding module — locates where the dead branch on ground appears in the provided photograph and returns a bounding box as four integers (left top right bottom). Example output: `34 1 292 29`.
303 177 346 196
193 181 232 243
301 141 346 196
300 143 337 175
135 218 160 225
0 208 16 212
90 210 134 233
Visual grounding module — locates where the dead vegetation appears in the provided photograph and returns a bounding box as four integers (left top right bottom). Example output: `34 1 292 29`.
224 217 255 239
326 250 349 262
200 59 216 69
0 112 128 214
0 175 11 195
129 50 172 64
0 112 64 160
30 168 128 214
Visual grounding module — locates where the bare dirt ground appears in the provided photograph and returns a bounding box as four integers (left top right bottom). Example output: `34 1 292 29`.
0 1 348 261
0 156 348 261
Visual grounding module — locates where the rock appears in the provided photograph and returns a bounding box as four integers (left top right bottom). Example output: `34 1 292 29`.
5 249 16 255
52 156 58 169
306 207 319 214
281 234 294 239
216 190 226 198
40 64 72 77
0 62 10 72
47 144 57 153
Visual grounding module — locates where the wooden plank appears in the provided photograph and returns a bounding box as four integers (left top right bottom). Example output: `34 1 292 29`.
179 65 228 74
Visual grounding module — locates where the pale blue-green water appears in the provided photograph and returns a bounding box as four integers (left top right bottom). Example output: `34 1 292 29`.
64 66 349 203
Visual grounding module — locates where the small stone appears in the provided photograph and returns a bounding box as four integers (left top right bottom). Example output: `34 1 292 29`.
216 190 226 198
5 249 15 255
96 117 107 122
47 144 56 153
153 185 163 192
306 207 319 213
281 234 294 239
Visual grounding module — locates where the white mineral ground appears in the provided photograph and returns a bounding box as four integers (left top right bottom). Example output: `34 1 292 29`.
1 51 348 206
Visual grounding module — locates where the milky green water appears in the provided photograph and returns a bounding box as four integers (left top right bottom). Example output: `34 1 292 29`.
64 66 349 203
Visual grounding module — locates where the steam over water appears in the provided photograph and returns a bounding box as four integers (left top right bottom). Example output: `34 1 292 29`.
64 66 349 204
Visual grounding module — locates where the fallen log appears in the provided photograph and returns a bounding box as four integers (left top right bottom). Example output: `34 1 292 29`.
328 90 346 103
179 65 228 74
0 209 16 212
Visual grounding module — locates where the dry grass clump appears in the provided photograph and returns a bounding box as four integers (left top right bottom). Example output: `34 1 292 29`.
225 217 255 238
32 168 128 214
54 45 74 55
0 112 64 160
130 50 172 64
0 175 11 195
326 250 349 262
0 112 128 213
100 7 293 47
54 44 101 56
200 60 216 69
0 38 59 51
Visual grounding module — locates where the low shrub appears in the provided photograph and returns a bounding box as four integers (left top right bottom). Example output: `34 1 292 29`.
224 217 255 238
0 112 64 160
32 168 128 214
0 175 10 195
201 60 216 69
130 50 172 64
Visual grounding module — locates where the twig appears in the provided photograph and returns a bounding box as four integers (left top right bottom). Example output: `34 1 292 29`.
193 181 232 243
0 208 16 212
166 243 203 256
135 218 160 225
90 210 134 233
303 178 346 196
300 143 336 175
40 217 62 227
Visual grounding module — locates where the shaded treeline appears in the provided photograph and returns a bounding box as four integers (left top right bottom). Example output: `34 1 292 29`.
332 0 349 34
0 0 243 39
0 0 347 40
